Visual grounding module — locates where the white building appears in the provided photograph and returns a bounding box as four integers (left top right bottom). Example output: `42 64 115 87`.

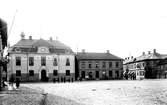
7 33 75 82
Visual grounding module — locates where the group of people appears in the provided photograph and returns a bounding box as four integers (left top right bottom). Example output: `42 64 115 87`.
123 71 136 80
53 77 74 83
4 76 21 90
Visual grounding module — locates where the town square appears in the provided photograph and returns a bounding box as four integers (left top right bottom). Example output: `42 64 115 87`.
1 0 167 105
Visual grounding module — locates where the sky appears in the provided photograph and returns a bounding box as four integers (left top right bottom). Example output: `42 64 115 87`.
1 0 167 58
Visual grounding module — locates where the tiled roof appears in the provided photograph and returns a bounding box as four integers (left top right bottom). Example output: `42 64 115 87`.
124 52 167 64
9 38 73 53
76 52 122 60
135 53 162 61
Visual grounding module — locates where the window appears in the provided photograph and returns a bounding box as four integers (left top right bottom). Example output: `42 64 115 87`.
95 71 99 78
95 62 99 68
41 56 46 66
88 63 92 68
109 62 112 68
102 62 106 68
66 70 70 76
66 58 70 66
115 71 119 78
29 57 34 66
29 70 34 76
53 70 58 76
81 61 85 68
16 57 21 66
116 62 119 68
53 58 57 66
81 71 85 78
109 71 112 77
16 70 21 76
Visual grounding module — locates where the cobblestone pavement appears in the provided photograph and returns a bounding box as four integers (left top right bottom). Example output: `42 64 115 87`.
0 86 84 105
23 79 167 105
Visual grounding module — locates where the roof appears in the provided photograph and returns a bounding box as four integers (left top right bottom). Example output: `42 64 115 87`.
76 52 122 60
9 38 73 53
124 52 167 64
135 52 162 61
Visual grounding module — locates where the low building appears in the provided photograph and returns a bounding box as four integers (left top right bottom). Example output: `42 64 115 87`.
7 33 75 82
76 50 123 80
123 49 167 80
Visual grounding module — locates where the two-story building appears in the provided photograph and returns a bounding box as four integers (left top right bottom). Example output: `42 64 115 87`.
7 33 75 82
76 50 123 80
123 49 167 80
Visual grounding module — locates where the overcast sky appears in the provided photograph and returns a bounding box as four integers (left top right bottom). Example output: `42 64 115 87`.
1 0 167 58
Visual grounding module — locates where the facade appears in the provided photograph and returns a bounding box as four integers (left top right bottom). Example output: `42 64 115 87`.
0 18 8 90
76 50 123 80
157 59 167 78
7 33 75 82
123 49 167 80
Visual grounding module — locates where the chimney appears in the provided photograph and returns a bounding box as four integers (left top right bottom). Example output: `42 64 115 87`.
50 37 53 41
153 49 156 54
125 58 127 60
148 51 151 54
127 57 129 59
107 50 110 53
82 49 85 53
142 52 145 55
29 36 32 40
20 32 25 40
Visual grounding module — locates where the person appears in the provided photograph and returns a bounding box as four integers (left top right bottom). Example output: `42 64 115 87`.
15 78 20 89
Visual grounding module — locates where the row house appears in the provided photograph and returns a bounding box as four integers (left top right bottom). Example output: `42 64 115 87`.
123 49 167 80
76 50 123 80
7 33 75 82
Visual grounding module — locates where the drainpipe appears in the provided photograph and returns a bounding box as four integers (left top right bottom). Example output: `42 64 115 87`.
27 52 29 82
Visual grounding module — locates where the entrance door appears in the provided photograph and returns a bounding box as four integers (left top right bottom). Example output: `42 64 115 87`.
41 69 47 81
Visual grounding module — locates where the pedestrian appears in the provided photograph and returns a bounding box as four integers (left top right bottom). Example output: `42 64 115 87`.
16 78 20 89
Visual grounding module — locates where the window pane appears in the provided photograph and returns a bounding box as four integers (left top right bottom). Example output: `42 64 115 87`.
29 57 34 66
53 70 58 76
16 70 21 76
81 61 85 68
102 62 106 68
29 70 34 76
53 58 57 66
96 71 99 78
16 57 21 66
66 70 70 76
116 62 119 68
109 71 112 77
95 62 99 68
109 62 112 68
81 71 85 78
41 56 46 66
66 58 70 66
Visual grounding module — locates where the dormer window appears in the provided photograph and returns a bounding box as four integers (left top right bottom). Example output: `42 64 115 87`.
15 47 21 52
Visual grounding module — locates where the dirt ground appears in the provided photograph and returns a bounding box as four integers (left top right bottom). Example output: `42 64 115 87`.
23 79 167 105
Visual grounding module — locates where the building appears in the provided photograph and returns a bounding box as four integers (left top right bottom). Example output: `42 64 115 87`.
76 50 123 80
7 33 75 82
157 58 167 78
123 49 167 80
0 18 8 90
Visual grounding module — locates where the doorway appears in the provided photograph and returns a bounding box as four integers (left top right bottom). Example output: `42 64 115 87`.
41 69 47 81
